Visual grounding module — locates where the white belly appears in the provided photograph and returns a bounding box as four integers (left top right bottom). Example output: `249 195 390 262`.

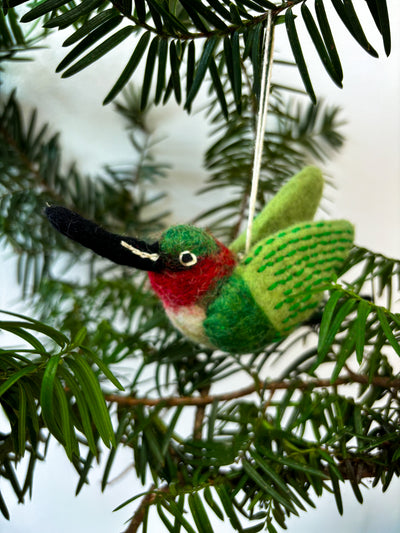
166 305 215 348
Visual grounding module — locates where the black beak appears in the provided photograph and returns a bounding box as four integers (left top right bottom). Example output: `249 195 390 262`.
45 206 162 272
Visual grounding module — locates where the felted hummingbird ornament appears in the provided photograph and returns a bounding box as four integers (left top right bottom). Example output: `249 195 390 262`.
45 166 354 354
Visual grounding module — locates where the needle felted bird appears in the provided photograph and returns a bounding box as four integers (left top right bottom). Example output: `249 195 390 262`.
45 166 354 354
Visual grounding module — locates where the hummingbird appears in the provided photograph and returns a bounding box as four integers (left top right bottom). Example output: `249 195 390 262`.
45 167 354 354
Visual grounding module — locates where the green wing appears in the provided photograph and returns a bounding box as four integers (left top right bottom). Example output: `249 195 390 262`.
230 166 324 254
235 219 354 336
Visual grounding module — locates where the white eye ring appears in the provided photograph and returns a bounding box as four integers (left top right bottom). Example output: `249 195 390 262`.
179 250 197 267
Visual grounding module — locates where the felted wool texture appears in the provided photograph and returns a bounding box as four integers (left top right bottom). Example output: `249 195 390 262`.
148 239 236 309
166 304 214 347
230 166 324 254
45 206 161 271
160 225 219 258
236 219 354 336
203 273 278 354
46 168 355 355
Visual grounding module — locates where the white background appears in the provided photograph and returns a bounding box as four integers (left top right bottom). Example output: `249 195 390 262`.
1 1 400 532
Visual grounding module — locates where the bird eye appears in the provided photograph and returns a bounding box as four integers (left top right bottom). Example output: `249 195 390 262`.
179 250 197 267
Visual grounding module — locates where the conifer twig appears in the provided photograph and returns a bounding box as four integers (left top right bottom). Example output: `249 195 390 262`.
123 484 157 533
193 385 210 439
105 373 400 408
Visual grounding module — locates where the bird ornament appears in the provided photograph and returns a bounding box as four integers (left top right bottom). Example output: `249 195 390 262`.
45 167 354 354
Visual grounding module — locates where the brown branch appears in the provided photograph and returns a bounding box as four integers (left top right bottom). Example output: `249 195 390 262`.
105 374 400 408
123 484 171 533
193 385 210 440
326 457 384 483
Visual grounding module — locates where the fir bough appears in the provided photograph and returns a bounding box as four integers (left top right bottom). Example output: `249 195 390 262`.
0 2 398 532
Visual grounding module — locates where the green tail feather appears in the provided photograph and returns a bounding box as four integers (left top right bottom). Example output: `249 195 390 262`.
230 166 324 254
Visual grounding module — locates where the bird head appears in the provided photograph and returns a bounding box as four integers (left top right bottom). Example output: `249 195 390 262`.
45 206 236 308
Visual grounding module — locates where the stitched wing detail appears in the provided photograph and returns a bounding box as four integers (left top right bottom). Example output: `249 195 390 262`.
235 219 354 336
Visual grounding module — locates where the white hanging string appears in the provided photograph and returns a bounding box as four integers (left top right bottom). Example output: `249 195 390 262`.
245 11 275 255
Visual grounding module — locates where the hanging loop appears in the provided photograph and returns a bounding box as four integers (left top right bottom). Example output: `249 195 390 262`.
245 10 275 255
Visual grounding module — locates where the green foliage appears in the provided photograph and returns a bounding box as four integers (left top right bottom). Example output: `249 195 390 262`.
109 361 400 532
0 6 48 64
0 0 392 109
0 309 124 519
0 2 398 532
0 88 169 295
199 96 345 238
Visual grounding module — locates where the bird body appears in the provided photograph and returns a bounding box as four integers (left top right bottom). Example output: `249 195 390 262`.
46 167 354 354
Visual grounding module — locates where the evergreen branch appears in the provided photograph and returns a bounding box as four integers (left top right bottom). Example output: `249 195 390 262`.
1 3 398 529
122 484 160 533
199 99 345 239
0 309 125 511
0 7 48 63
119 448 394 533
3 0 391 107
105 373 400 408
122 2 274 41
0 106 64 203
0 89 169 292
20 0 278 40
314 283 400 376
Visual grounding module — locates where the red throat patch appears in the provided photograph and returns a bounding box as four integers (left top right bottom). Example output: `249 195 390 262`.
148 243 236 309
